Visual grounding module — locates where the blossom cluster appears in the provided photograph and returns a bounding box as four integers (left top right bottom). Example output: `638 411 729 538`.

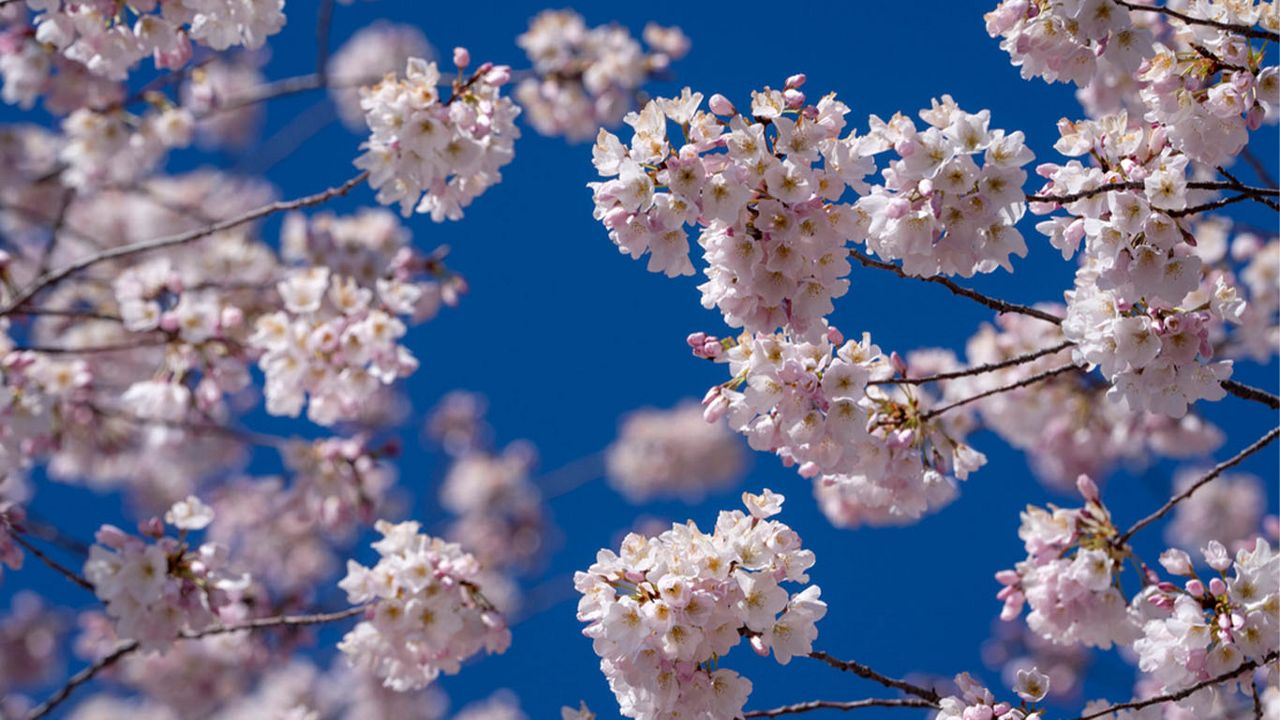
250 209 459 425
574 490 825 719
604 399 747 503
854 94 1033 278
356 55 521 221
1134 539 1279 714
337 519 511 691
996 476 1139 649
515 10 688 141
0 0 284 111
83 496 251 650
937 669 1051 720
704 326 982 527
1036 113 1242 417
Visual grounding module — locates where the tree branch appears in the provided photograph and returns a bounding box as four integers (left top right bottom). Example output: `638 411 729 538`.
1115 427 1279 546
1111 0 1280 42
25 606 366 720
1221 379 1280 409
0 171 368 317
849 249 1063 325
1071 650 1279 720
9 532 95 593
744 698 937 718
919 364 1082 421
807 651 941 704
871 341 1074 386
1026 180 1278 206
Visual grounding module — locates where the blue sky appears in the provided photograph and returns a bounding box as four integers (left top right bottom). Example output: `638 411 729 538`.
4 1 1278 717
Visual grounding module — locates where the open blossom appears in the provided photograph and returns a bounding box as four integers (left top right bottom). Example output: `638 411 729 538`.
706 325 982 528
515 10 688 141
329 22 435 131
605 400 747 503
356 55 521 221
574 490 824 719
996 476 1140 649
854 94 1033 278
82 500 251 650
1133 539 1279 715
337 520 511 691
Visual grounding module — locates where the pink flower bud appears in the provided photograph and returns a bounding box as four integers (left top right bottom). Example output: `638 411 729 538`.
1159 548 1194 576
95 524 129 549
783 88 805 109
885 197 911 220
1209 577 1227 596
708 93 735 115
701 340 722 358
749 634 769 656
784 73 807 89
483 64 511 85
453 47 470 69
826 326 844 344
686 332 707 347
138 517 164 538
1075 474 1100 503
1186 578 1205 597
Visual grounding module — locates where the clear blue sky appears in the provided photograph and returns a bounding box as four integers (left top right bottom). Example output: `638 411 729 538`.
5 1 1277 717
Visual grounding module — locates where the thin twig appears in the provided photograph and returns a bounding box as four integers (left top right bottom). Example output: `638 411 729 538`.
10 533 94 592
1026 179 1278 206
0 171 368 317
1071 650 1279 720
807 651 941 703
316 0 335 84
1115 427 1280 546
1170 193 1254 217
849 249 1064 325
871 341 1073 386
539 451 606 499
919 364 1081 421
25 606 365 720
744 698 937 718
35 188 75 277
1253 679 1265 720
1111 0 1280 42
1241 147 1276 188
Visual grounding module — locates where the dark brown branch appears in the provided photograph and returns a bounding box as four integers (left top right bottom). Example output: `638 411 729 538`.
1111 0 1280 42
871 341 1073 386
807 651 941 704
25 606 365 720
1071 650 1279 720
1026 180 1278 206
1116 427 1279 546
849 249 1064 325
919 364 1081 421
0 171 368 317
744 698 937 718
1221 379 1280 409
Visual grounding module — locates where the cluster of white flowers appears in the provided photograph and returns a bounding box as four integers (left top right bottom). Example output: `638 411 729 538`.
83 496 250 650
574 490 825 719
604 399 747 503
250 209 456 425
704 325 982 527
515 10 688 141
328 22 435 131
854 95 1033 278
996 476 1139 649
590 79 875 338
20 0 284 82
337 520 511 691
1134 539 1279 715
953 310 1223 492
985 0 1153 88
59 106 194 190
356 55 521 221
1035 114 1242 417
440 442 545 573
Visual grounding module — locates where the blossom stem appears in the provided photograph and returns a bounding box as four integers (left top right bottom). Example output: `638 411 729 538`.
848 249 1063 325
918 364 1081 421
1115 427 1280 546
871 341 1073 386
807 650 941 703
0 171 369 317
1110 0 1280 43
744 698 937 717
25 606 366 720
1071 650 1279 720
